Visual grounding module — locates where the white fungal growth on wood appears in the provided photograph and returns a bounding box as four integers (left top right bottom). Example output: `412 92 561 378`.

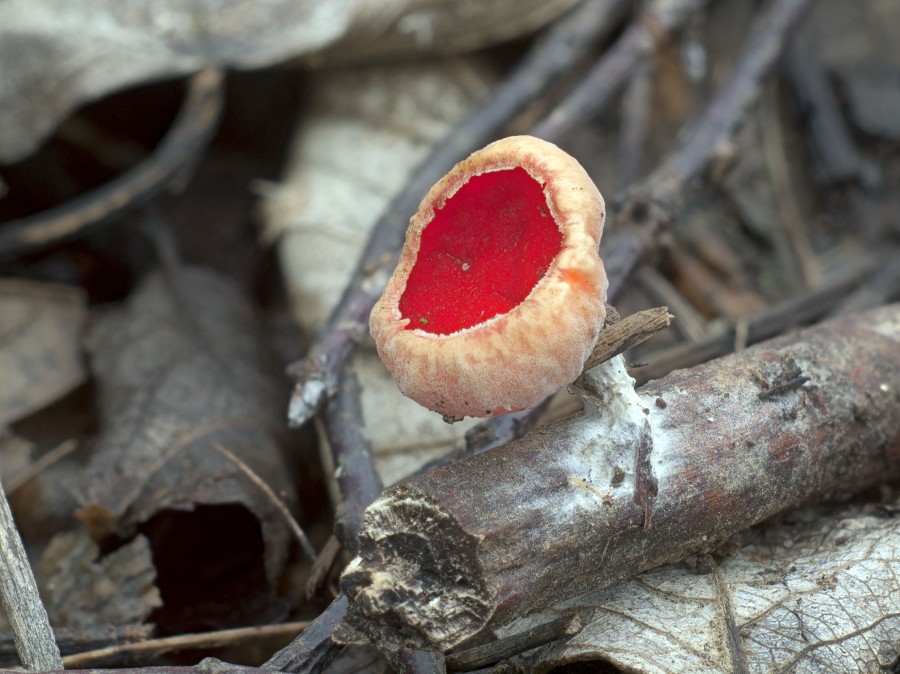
565 355 654 510
336 306 900 653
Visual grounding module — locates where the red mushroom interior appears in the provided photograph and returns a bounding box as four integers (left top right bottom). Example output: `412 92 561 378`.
399 167 563 335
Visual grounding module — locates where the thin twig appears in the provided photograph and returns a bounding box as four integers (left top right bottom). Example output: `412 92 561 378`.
829 254 900 317
783 26 874 186
636 266 708 341
5 438 78 496
62 622 310 669
761 84 820 290
213 445 317 562
582 306 673 371
322 369 383 555
0 466 63 670
263 595 348 674
703 555 748 674
0 625 151 663
306 535 342 600
619 60 655 187
462 397 554 457
658 0 811 189
34 665 285 674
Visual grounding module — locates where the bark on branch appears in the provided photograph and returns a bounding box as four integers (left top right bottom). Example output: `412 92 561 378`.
334 304 900 652
0 468 63 670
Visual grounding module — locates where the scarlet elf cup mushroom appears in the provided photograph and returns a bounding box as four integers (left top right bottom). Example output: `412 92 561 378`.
370 136 607 419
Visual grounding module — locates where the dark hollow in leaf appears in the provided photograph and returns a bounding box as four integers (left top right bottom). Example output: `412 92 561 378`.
0 79 182 221
139 504 285 635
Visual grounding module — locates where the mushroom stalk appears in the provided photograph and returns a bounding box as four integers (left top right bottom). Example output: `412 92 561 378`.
336 304 900 652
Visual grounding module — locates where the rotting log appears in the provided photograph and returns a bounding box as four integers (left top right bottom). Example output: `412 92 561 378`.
335 304 900 652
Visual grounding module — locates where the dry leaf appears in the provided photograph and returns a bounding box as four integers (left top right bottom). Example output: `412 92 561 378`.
261 60 493 483
0 280 87 425
0 0 577 163
501 502 900 673
35 531 161 631
77 268 296 597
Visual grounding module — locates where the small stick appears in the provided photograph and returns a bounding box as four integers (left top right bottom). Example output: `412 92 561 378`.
619 61 654 188
636 267 708 342
37 665 283 674
703 555 748 674
0 467 63 670
4 438 79 496
0 624 151 662
756 357 809 400
761 85 820 290
213 445 317 563
829 256 900 317
461 397 554 457
61 622 310 669
582 306 673 371
263 595 348 673
784 27 873 185
306 535 342 600
658 0 811 189
665 242 766 318
446 615 582 672
323 369 383 554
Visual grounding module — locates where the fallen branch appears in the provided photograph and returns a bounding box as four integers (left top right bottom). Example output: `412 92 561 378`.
335 304 900 652
323 368 383 555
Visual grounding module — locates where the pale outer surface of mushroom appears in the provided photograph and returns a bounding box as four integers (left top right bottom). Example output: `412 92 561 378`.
370 135 607 418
